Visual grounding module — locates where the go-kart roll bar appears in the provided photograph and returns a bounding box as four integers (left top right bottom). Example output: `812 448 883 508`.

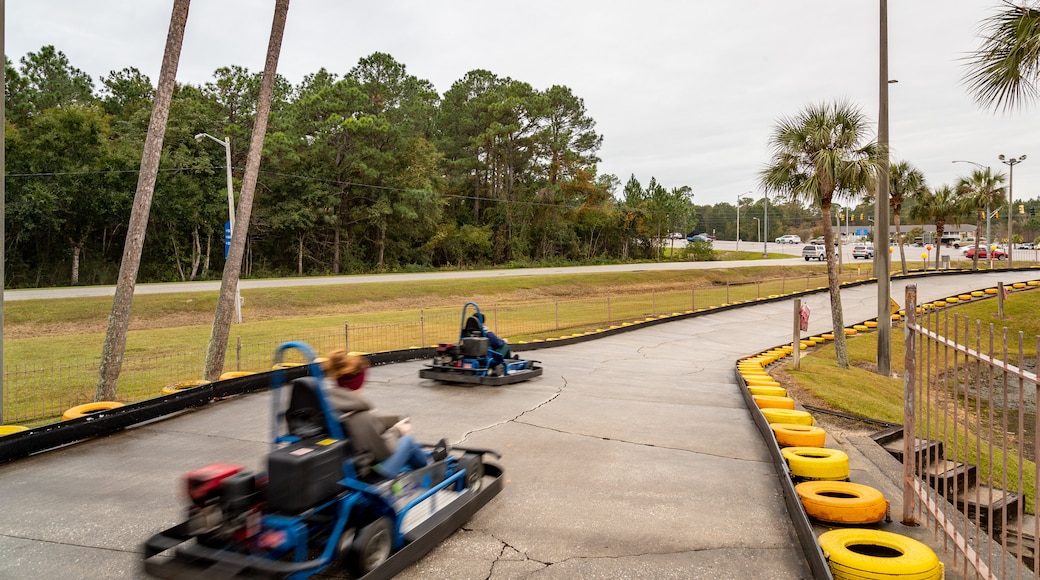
270 341 345 442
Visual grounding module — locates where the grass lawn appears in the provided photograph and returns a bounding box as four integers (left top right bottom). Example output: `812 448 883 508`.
779 287 1040 512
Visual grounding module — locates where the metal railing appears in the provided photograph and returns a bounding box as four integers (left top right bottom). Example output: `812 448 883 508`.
903 283 1038 579
3 270 867 427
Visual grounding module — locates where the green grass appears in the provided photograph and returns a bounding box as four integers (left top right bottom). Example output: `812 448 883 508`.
787 288 1040 512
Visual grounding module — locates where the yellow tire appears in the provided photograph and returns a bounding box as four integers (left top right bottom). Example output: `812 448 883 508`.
844 328 857 336
944 297 959 304
1013 282 1026 289
809 336 825 342
0 425 29 436
218 371 255 380
1028 281 1040 287
853 324 868 331
748 385 787 397
985 288 998 294
753 395 796 410
971 290 984 297
796 481 887 524
821 333 834 340
864 321 878 328
957 294 972 301
762 408 814 426
818 528 943 580
782 446 849 480
770 423 826 447
161 379 211 395
891 314 901 321
62 401 125 420
745 379 782 388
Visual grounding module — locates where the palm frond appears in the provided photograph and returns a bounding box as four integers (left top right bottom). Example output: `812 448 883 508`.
963 1 1040 112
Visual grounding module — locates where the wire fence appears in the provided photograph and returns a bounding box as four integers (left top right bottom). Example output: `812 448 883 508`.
902 283 1039 578
3 270 866 427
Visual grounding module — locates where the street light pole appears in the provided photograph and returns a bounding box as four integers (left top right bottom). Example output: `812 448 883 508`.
876 0 892 376
196 132 242 323
753 217 760 243
999 154 1026 269
762 195 769 258
952 160 992 245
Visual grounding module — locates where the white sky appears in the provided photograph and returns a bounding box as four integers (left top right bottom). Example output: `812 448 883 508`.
6 1 1039 207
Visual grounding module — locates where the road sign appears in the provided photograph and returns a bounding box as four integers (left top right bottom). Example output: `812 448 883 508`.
224 221 231 259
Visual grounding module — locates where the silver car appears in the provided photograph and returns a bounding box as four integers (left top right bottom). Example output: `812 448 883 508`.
801 244 826 261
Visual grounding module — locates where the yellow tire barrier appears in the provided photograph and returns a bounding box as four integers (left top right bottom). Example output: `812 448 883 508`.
844 328 857 336
0 425 29 436
218 371 256 380
745 379 782 388
821 333 834 340
818 528 943 580
782 446 849 481
796 481 887 524
985 288 998 294
272 362 306 370
853 324 868 331
1013 282 1026 289
957 294 972 301
971 290 985 297
770 423 826 447
161 379 212 395
762 408 814 426
747 385 787 397
753 395 796 410
62 401 125 420
944 297 959 304
931 301 946 308
891 314 901 321
864 321 877 328
1028 280 1040 286
810 336 825 342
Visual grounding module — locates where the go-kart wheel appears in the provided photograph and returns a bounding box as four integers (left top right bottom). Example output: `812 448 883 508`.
464 456 485 492
492 363 505 376
346 517 393 577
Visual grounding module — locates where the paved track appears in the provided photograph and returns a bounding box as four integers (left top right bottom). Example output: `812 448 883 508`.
0 271 1035 579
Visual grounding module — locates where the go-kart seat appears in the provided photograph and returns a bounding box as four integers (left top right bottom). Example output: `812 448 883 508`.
463 315 484 337
284 376 329 438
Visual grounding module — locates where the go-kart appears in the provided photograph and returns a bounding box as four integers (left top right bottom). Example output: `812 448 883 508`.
143 341 503 579
419 302 542 386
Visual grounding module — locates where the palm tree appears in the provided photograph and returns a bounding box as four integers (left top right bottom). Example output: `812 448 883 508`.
760 100 879 369
908 185 963 269
964 1 1040 111
955 168 1006 270
96 0 190 400
888 161 927 275
205 0 290 380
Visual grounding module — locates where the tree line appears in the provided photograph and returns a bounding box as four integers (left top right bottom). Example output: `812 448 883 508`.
5 46 704 289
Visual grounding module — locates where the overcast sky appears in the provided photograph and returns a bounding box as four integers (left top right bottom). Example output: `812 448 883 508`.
6 1 1039 209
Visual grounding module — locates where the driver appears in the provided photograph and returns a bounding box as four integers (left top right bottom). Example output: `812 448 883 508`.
322 350 440 477
474 312 512 358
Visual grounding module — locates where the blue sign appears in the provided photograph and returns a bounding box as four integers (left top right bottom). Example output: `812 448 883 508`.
224 221 232 259
856 228 868 236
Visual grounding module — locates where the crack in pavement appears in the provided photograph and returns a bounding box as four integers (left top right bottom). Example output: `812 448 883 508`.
509 420 770 463
0 532 137 554
455 378 567 447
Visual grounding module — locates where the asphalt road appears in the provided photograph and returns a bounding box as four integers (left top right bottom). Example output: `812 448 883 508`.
7 241 1026 301
1 270 1036 579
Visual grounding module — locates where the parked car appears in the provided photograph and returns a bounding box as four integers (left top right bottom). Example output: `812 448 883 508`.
851 245 874 259
669 232 685 239
808 236 825 245
964 246 1006 260
1016 242 1035 250
801 244 827 261
776 235 802 244
687 234 712 243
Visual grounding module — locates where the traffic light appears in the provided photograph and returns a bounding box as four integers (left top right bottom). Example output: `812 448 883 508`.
1031 207 1036 217
1019 204 1025 215
995 211 999 218
860 213 864 221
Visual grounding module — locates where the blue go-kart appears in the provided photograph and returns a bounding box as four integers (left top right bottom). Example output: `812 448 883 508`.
143 341 503 579
419 302 542 386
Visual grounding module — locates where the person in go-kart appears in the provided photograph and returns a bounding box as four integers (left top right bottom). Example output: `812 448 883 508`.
322 350 445 477
473 312 512 358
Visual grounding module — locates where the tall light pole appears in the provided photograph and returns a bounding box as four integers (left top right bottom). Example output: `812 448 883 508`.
752 216 761 243
875 0 892 376
953 160 992 244
736 190 751 252
999 153 1026 269
196 132 242 323
762 195 769 258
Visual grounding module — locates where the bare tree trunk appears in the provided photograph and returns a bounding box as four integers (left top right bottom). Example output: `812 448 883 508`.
204 0 289 380
203 230 211 275
821 200 849 369
297 233 304 276
171 237 186 281
96 0 189 401
894 213 907 275
333 228 340 274
70 241 82 285
189 226 201 281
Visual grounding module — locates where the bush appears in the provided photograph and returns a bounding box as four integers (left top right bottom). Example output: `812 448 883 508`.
683 241 716 261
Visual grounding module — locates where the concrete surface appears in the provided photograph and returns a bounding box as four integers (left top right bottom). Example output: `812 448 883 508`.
0 270 1036 579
